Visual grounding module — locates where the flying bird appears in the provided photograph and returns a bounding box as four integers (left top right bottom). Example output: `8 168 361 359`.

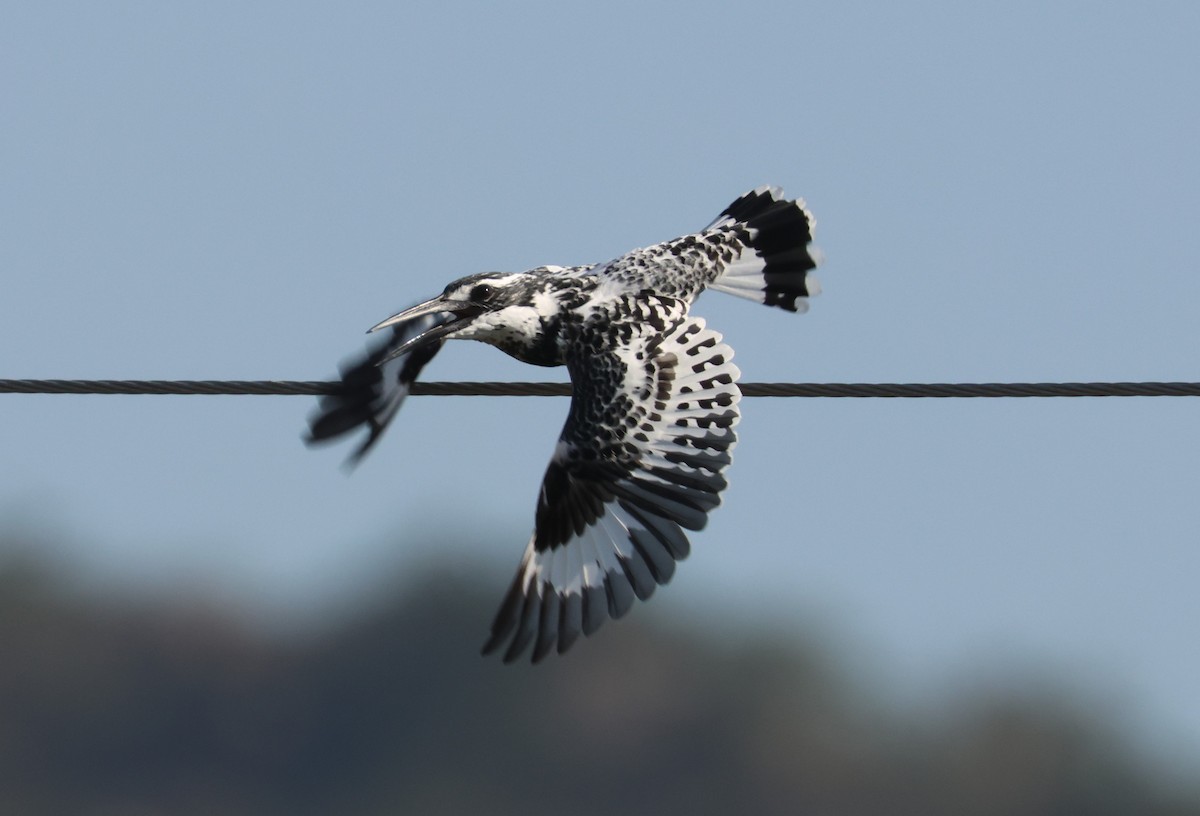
307 186 821 663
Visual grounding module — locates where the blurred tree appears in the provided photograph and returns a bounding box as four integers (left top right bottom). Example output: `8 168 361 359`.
0 534 1196 816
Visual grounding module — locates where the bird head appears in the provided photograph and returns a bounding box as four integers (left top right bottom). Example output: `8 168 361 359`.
369 272 535 360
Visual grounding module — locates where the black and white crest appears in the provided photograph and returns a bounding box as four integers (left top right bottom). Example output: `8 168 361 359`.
307 186 821 662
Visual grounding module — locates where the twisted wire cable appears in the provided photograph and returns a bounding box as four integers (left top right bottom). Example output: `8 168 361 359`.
3 379 1200 398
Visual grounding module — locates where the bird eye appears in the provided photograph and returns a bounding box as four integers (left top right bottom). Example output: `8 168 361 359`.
469 284 495 302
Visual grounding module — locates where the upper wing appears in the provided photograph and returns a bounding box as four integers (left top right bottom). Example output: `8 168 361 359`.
481 299 741 662
305 311 448 466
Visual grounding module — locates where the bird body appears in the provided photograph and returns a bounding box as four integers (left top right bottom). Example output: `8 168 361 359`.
308 186 821 662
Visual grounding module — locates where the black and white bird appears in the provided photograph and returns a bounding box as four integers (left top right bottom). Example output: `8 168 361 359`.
307 186 821 663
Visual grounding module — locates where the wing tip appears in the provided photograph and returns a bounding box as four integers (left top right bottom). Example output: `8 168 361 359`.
304 314 447 466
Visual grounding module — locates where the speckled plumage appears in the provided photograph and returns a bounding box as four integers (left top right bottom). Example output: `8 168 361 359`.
307 186 821 662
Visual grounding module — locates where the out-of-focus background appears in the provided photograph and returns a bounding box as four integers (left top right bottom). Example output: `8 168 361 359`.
3 3 1199 813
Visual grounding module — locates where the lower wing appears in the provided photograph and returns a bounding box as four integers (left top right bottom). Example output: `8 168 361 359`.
482 303 741 662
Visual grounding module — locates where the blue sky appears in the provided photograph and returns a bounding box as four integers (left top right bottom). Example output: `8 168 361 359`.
3 1 1200 777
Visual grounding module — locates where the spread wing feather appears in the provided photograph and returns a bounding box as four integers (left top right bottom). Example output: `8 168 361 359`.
482 302 740 663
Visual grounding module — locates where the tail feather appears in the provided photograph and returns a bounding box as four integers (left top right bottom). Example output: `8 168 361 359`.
706 186 821 313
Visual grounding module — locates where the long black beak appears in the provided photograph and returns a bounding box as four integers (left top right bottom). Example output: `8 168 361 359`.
369 296 484 362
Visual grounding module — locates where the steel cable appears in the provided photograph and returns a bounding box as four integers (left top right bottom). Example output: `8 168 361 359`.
3 379 1200 398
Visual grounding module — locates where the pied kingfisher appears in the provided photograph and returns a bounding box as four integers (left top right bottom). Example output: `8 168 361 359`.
307 186 821 663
